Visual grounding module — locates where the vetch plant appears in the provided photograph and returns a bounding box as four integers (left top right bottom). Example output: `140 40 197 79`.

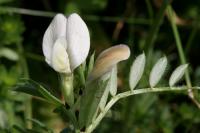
14 13 200 133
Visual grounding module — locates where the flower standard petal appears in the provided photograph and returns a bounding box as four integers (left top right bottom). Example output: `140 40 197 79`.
89 44 130 80
42 13 67 65
51 38 71 74
66 13 90 71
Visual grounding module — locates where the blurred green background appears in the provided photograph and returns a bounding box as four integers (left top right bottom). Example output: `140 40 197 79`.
1 0 200 132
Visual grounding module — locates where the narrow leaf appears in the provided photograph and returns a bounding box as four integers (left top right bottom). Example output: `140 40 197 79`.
169 64 188 86
26 118 53 133
99 66 118 111
79 79 108 128
14 79 44 98
14 79 63 106
87 51 95 77
54 106 78 128
99 85 110 111
109 66 118 96
129 53 146 90
149 56 167 87
0 48 19 61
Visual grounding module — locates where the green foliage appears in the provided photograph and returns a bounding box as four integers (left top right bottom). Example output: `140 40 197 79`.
14 79 63 106
0 47 19 61
149 56 167 87
129 53 146 90
0 15 24 45
79 79 108 128
0 65 19 86
1 0 200 132
65 0 107 13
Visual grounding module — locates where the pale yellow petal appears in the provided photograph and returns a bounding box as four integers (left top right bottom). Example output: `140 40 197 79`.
89 44 130 80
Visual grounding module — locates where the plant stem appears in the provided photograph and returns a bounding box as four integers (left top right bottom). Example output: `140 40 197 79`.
167 6 191 86
0 6 152 25
167 6 200 108
78 66 86 86
60 74 74 106
4 101 14 130
185 23 198 54
85 86 200 133
145 0 154 22
25 52 44 62
0 6 55 17
145 0 169 54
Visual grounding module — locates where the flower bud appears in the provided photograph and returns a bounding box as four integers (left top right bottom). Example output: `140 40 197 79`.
89 44 130 80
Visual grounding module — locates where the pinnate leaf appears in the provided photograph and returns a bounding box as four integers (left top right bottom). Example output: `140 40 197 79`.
149 56 167 87
169 64 188 86
129 53 146 90
14 79 63 106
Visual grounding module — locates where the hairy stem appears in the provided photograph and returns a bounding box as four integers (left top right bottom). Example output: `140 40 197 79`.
85 86 200 133
167 6 200 108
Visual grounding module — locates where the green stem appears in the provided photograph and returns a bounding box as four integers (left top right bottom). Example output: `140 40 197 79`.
60 74 74 107
145 0 169 54
78 66 86 86
16 43 32 129
85 86 200 133
167 6 200 109
0 6 55 17
167 6 192 88
4 101 14 130
0 6 152 25
25 52 44 62
185 23 198 55
145 0 154 22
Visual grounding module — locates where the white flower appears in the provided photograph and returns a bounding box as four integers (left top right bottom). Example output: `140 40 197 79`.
42 13 90 73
